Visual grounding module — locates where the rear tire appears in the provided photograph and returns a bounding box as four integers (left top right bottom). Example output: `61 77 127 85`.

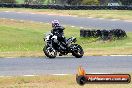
43 45 57 58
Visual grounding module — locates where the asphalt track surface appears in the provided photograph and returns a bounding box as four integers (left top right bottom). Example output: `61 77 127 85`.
0 56 132 76
0 11 132 32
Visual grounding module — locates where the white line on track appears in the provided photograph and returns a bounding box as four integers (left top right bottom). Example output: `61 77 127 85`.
87 17 93 19
4 11 10 12
71 26 75 27
23 75 38 77
47 14 54 16
31 13 36 14
10 19 15 21
20 20 24 22
1 18 6 19
124 20 132 23
16 12 23 14
80 27 84 29
0 76 12 77
102 55 109 56
1 56 17 58
110 19 120 21
39 22 44 24
110 55 132 56
98 18 105 20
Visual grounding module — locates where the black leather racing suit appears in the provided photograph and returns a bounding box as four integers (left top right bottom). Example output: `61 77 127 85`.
51 26 67 49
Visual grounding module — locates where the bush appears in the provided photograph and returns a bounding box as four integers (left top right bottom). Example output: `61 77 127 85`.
0 0 16 3
82 0 99 5
24 0 45 4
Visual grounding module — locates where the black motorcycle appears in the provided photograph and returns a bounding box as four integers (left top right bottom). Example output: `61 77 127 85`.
43 32 84 58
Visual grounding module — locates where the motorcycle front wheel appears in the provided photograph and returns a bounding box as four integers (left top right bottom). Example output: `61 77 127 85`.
71 44 84 58
43 45 57 58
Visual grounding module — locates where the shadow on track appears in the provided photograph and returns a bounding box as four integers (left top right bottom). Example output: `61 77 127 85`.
43 56 83 60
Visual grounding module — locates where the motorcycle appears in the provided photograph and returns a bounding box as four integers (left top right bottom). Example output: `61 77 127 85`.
43 32 84 58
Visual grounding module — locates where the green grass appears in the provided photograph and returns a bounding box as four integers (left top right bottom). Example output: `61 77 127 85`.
0 19 79 52
0 18 132 57
0 75 131 88
0 8 132 20
16 0 24 3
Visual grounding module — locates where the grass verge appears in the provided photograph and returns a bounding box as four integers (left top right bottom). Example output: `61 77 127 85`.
0 75 131 88
0 8 132 20
0 18 132 57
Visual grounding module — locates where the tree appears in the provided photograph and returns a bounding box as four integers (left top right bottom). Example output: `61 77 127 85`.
0 0 16 3
55 0 66 4
99 0 109 5
120 0 132 5
82 0 99 5
66 0 83 5
24 0 45 4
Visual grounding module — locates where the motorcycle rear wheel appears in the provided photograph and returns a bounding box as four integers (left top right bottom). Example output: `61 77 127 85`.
43 45 57 58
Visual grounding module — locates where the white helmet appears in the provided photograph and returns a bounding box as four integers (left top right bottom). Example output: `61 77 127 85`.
52 20 60 28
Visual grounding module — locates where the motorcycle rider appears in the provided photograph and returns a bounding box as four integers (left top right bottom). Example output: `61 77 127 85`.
51 20 67 51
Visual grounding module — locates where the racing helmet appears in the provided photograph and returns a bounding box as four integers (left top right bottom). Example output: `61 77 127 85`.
52 20 60 28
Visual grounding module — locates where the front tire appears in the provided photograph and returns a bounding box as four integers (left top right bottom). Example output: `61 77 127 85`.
71 44 84 58
43 45 57 58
